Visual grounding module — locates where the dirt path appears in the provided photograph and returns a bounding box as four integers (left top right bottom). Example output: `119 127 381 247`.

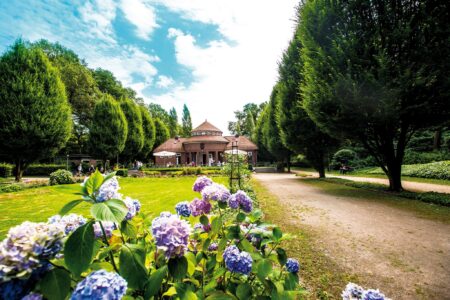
293 170 450 194
255 173 450 300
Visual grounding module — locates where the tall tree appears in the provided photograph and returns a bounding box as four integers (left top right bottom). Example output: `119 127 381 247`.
92 68 127 100
228 103 261 137
138 106 156 162
181 104 193 137
168 107 179 137
120 98 144 163
89 94 128 164
253 103 274 162
300 0 450 191
148 103 171 125
0 40 72 181
153 118 170 150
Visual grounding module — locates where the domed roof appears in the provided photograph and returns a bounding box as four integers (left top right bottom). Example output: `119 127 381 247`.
191 120 222 135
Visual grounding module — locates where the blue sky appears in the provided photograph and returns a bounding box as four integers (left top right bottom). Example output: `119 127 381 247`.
0 0 298 133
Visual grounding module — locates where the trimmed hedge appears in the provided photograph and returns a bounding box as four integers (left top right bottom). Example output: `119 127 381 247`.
0 163 13 178
141 166 221 173
366 161 450 180
115 169 128 177
49 169 74 185
23 164 66 176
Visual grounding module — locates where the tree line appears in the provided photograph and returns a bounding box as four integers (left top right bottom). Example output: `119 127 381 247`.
230 0 449 191
0 39 193 181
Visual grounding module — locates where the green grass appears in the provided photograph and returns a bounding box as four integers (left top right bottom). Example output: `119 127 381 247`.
0 176 227 238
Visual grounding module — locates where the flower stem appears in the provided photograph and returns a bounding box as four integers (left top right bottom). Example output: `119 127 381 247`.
99 221 119 273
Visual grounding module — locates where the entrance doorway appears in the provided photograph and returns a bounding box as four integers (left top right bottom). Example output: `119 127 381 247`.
202 154 207 166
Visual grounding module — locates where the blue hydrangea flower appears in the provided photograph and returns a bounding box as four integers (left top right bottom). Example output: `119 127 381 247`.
70 270 127 300
286 258 300 273
363 289 388 300
48 214 87 235
0 222 64 280
175 201 191 217
123 197 140 220
94 177 122 202
223 245 252 275
22 292 43 300
341 283 365 300
151 212 192 258
193 176 213 192
93 222 116 239
0 279 28 300
208 243 218 251
228 190 253 212
201 183 231 202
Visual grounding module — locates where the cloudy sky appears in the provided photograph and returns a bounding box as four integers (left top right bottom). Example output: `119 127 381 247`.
0 0 298 133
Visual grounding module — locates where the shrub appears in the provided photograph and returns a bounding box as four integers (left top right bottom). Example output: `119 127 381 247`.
115 169 128 177
49 169 74 185
403 150 450 164
166 171 183 177
23 164 66 176
143 170 161 176
365 160 450 180
0 183 23 193
0 163 13 178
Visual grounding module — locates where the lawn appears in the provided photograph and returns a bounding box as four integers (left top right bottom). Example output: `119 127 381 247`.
0 176 227 238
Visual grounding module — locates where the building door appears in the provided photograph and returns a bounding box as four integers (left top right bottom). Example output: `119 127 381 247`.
202 154 207 166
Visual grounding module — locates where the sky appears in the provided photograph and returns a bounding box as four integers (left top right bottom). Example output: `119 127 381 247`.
0 0 299 134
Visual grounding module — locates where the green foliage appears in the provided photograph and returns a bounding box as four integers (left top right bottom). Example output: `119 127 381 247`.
228 103 261 137
148 103 171 125
0 184 23 193
403 150 450 165
0 40 72 181
40 268 71 300
181 104 193 137
168 107 179 137
88 94 128 161
64 221 96 276
92 68 128 100
120 98 144 162
153 118 170 149
115 169 128 177
23 164 66 176
49 169 74 186
0 163 13 178
367 161 450 181
138 106 156 161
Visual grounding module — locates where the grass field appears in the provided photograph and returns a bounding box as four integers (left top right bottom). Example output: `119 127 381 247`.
0 176 227 238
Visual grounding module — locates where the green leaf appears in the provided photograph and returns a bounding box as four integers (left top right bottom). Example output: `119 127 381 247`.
218 201 228 209
59 199 84 215
272 227 282 241
211 217 222 235
103 171 116 183
120 220 137 238
145 266 167 299
284 273 299 291
236 212 246 222
162 286 177 297
256 259 272 281
168 256 188 280
236 283 251 300
202 238 211 252
64 221 95 276
185 251 196 276
83 169 104 195
200 215 209 226
276 248 287 266
91 199 128 223
119 244 148 289
240 238 254 253
40 268 71 300
205 291 236 300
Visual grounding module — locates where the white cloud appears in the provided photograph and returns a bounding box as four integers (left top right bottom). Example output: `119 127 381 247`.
120 0 158 40
79 0 118 44
156 75 175 88
150 0 299 133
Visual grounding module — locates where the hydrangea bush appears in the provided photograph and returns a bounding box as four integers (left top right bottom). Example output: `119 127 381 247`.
0 171 389 299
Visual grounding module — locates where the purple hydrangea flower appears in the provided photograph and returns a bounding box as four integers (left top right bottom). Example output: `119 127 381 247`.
48 214 87 235
22 293 43 300
189 198 212 217
228 190 253 212
193 176 213 192
151 212 192 258
208 243 218 251
175 201 191 217
201 183 231 202
193 223 211 233
70 270 127 300
93 222 116 239
123 197 140 220
363 289 389 300
223 246 252 275
0 222 64 280
95 177 122 202
341 283 365 300
286 258 300 273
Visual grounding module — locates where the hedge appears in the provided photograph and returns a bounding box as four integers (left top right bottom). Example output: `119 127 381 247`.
23 164 66 176
115 169 128 177
0 163 13 178
366 161 450 180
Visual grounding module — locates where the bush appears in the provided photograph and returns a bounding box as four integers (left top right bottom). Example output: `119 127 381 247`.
23 164 66 176
0 184 23 193
49 169 74 185
403 150 450 164
142 170 161 176
166 171 183 177
365 161 450 180
115 169 128 177
0 163 13 178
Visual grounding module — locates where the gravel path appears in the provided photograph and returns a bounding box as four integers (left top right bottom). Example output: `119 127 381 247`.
255 173 450 300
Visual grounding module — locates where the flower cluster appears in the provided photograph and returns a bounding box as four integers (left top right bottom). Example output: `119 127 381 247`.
341 283 390 300
175 201 191 217
189 198 211 217
22 292 43 300
286 258 300 273
123 197 141 220
48 214 87 235
93 222 116 239
228 190 253 212
94 177 121 202
193 176 213 192
208 243 218 251
201 183 231 202
151 212 192 258
70 270 127 300
0 222 64 280
223 246 253 275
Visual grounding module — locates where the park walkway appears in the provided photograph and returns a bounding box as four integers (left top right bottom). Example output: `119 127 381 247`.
255 173 450 300
293 170 450 194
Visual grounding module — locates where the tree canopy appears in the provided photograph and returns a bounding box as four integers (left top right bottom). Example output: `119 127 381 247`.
181 104 193 137
120 98 144 162
153 118 170 151
138 105 156 162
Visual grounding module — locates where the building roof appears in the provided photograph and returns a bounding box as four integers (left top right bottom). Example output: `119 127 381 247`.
191 120 222 133
153 138 187 153
183 135 229 144
225 136 258 151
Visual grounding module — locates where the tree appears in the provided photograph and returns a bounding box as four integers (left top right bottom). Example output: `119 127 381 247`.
153 118 170 151
88 94 128 164
276 20 338 177
181 104 193 137
228 103 261 137
138 106 156 162
148 103 171 125
120 98 144 163
0 40 72 181
253 103 274 162
300 0 450 191
92 68 127 100
168 107 179 137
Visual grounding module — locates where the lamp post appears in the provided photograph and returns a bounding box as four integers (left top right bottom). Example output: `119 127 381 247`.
66 154 69 170
229 134 240 192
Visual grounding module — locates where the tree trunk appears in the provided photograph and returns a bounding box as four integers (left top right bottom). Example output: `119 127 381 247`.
386 160 402 191
14 160 24 182
317 165 326 178
433 128 442 150
286 155 291 173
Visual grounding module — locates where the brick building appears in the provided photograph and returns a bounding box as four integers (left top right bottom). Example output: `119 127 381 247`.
153 120 258 166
